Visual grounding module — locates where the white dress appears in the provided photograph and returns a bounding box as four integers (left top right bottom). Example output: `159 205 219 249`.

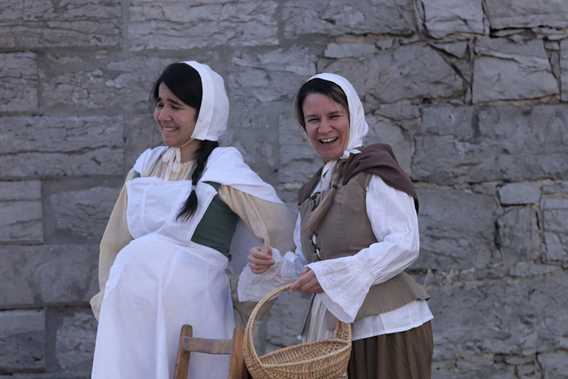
91 146 292 379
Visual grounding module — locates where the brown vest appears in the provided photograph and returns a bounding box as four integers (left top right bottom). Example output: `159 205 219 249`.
299 165 429 321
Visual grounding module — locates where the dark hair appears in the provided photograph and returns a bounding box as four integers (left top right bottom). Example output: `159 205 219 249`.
177 140 219 220
152 63 203 116
295 78 349 128
151 62 217 221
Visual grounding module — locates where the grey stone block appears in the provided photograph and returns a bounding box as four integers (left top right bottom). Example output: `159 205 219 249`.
498 182 541 205
48 186 120 241
278 113 321 203
421 0 485 38
125 114 162 172
497 206 542 265
40 53 173 113
541 187 568 263
430 270 568 362
0 245 98 307
413 105 568 184
324 42 376 58
282 0 415 38
538 351 568 379
321 45 463 105
229 48 317 103
560 40 568 102
0 310 45 372
0 181 43 243
366 113 413 174
0 53 38 112
416 186 498 271
473 38 558 103
55 310 96 373
0 0 121 49
128 1 278 51
485 0 568 30
0 116 124 177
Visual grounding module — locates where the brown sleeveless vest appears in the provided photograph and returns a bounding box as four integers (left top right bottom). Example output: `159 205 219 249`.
298 157 429 321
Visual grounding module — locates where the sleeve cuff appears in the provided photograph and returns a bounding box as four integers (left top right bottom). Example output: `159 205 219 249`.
307 255 375 323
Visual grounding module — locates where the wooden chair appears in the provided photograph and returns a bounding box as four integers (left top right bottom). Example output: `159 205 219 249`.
174 324 250 379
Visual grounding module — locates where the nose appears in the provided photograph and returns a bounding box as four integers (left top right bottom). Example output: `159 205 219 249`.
319 118 332 133
157 106 172 121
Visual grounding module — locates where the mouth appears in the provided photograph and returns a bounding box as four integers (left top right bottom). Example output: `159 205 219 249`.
318 137 338 144
161 125 179 133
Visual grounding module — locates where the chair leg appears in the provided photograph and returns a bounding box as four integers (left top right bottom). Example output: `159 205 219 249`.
228 327 250 379
174 325 193 379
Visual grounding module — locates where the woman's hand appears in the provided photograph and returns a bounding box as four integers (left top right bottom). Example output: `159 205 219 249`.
290 268 323 294
248 246 274 274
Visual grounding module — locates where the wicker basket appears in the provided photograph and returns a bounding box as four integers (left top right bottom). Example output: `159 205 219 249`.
243 284 352 379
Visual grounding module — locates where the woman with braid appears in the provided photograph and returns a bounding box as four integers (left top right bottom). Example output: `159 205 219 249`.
90 61 293 379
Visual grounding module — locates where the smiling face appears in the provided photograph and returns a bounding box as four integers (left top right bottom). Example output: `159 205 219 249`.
302 93 350 162
153 83 198 147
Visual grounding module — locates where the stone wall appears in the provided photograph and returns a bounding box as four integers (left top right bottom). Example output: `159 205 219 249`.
1 1 567 378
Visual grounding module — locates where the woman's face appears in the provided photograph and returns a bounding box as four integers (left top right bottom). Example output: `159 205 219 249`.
153 83 197 147
302 93 350 162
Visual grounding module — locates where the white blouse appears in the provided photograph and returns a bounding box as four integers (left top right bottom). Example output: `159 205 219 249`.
239 161 433 340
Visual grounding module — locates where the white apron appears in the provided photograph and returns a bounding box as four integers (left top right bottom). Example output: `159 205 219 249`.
91 176 234 379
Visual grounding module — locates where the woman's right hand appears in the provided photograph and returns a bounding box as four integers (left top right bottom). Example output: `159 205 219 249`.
248 246 274 274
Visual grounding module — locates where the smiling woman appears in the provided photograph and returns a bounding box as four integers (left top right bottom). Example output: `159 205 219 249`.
90 61 294 379
240 73 433 379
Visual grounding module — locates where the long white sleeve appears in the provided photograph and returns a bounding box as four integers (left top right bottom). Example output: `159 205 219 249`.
307 175 420 322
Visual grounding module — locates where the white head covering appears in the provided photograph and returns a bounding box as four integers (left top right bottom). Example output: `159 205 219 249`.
306 73 369 159
183 60 229 141
160 61 229 175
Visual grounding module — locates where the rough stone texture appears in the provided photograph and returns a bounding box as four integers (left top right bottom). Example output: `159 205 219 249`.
0 0 121 49
324 41 377 59
560 39 568 102
541 185 568 263
538 351 568 379
497 206 542 266
485 0 568 30
282 0 416 38
0 181 42 243
40 53 176 113
499 182 541 205
473 38 558 103
321 44 463 105
0 53 38 112
0 310 45 372
430 270 568 362
278 112 321 202
0 245 98 307
1 1 568 377
48 186 120 241
414 105 568 184
128 1 279 51
421 0 485 38
0 116 124 177
54 310 96 373
415 186 498 271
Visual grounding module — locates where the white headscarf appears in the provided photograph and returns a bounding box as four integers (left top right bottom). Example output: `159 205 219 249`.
307 73 369 159
183 60 229 141
161 61 229 173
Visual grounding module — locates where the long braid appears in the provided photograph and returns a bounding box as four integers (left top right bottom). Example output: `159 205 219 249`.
177 140 219 220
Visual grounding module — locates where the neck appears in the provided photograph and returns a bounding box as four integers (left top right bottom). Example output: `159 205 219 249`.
179 139 202 162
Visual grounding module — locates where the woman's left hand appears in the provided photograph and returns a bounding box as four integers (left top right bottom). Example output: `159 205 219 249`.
289 268 323 294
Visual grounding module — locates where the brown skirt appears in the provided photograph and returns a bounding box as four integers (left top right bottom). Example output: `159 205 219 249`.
347 321 433 379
